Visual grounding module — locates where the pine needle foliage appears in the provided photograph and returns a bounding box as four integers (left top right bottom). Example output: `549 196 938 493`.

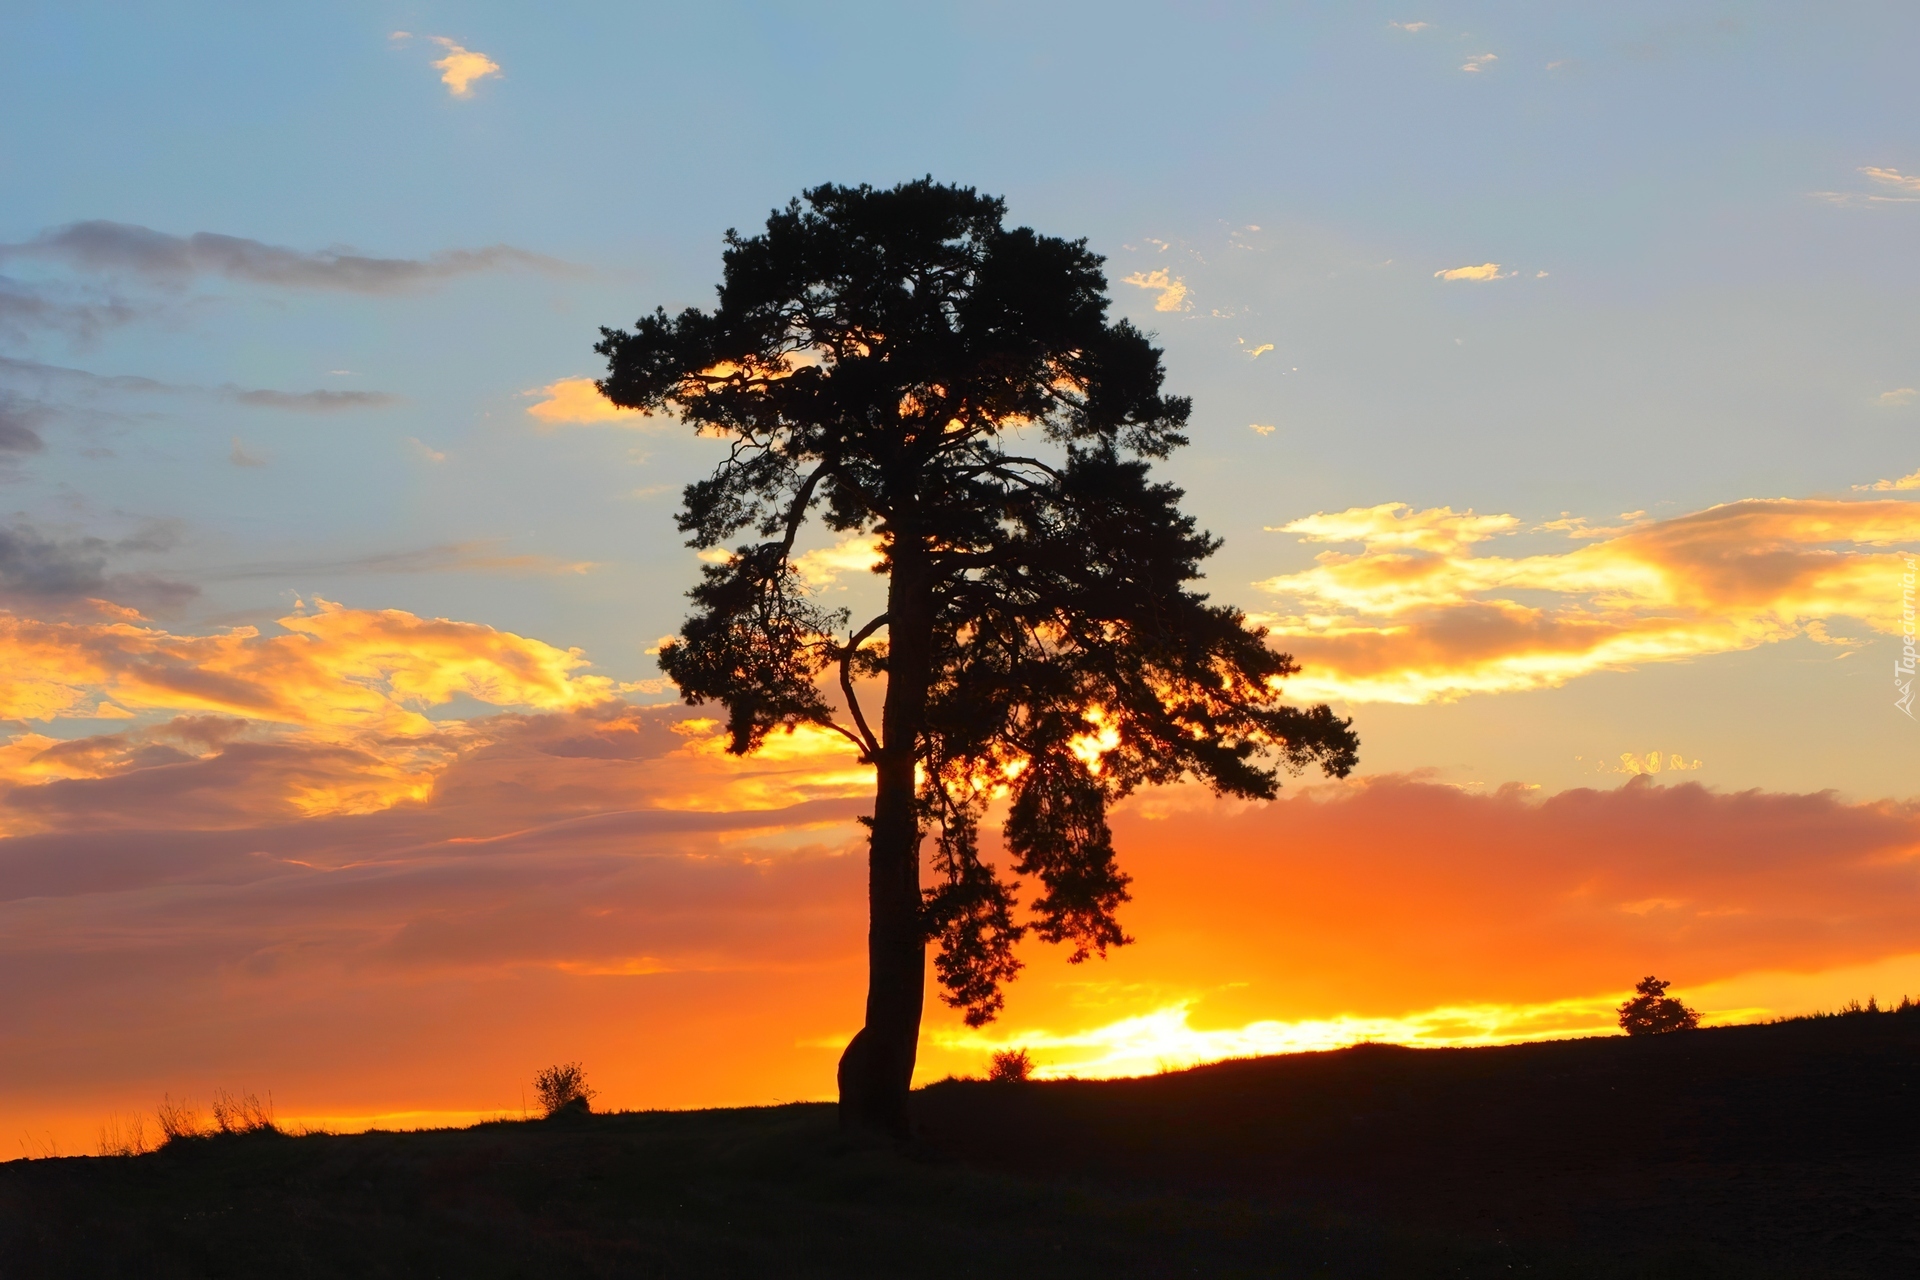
1617 976 1700 1036
597 180 1359 1040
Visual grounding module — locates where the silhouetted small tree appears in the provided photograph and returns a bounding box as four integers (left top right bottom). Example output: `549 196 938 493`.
597 179 1359 1135
1617 976 1700 1036
534 1062 596 1116
988 1048 1034 1082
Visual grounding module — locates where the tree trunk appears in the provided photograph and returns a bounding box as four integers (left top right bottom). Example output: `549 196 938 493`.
837 539 933 1136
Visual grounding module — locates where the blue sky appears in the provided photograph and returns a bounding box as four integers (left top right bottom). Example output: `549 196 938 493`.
7 1 1920 1149
2 0 1917 798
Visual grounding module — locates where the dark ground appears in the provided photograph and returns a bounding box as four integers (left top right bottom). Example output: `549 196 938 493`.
2 1013 1915 1278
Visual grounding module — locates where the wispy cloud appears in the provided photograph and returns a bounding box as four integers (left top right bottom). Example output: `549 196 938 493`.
1434 262 1511 281
227 388 399 411
0 222 563 293
1269 502 1519 553
1121 268 1190 313
211 541 594 581
1875 387 1917 407
1812 167 1920 207
1861 167 1920 193
1390 20 1431 32
1461 52 1498 72
0 521 196 617
1255 496 1920 703
524 376 652 427
1853 467 1920 493
0 354 400 414
0 275 141 342
1248 423 1275 436
229 438 268 468
1615 751 1702 777
1538 510 1647 539
430 37 501 98
0 395 48 454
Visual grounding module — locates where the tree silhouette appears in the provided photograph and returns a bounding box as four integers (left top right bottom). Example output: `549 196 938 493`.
597 180 1359 1135
1617 976 1700 1036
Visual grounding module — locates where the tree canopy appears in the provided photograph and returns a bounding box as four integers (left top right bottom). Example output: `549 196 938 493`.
597 179 1358 1127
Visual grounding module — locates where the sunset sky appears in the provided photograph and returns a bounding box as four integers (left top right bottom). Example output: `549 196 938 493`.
4 2 1919 1153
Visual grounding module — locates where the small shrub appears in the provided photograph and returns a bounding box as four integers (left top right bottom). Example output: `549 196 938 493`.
988 1048 1034 1082
1617 975 1700 1036
533 1062 596 1116
97 1112 154 1157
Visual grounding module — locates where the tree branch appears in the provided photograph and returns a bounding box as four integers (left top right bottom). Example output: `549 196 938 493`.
776 461 831 560
825 719 873 758
951 455 1068 485
841 611 888 755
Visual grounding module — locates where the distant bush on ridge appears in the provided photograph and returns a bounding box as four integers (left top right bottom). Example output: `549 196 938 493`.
534 1062 596 1116
988 1049 1034 1083
1618 976 1700 1036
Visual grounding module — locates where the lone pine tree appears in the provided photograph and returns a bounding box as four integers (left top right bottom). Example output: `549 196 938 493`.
597 179 1359 1135
1617 976 1700 1036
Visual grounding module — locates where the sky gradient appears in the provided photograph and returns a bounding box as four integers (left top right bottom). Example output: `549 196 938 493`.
3 2 1918 1153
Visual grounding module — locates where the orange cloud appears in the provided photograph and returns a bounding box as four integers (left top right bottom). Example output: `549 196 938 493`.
793 534 885 589
6 768 1917 1152
430 37 500 97
0 692 869 838
1269 501 1519 553
1856 466 1920 492
524 377 652 426
1434 262 1509 281
1256 497 1920 703
0 601 652 831
1121 268 1190 312
0 599 613 733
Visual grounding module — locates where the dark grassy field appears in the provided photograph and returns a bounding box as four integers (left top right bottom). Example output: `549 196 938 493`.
3 1014 1915 1278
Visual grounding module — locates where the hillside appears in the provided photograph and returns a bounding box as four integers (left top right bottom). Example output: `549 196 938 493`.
3 1014 1915 1278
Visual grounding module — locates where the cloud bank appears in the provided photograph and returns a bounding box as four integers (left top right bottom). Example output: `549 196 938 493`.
3 747 1914 1146
1257 497 1920 703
